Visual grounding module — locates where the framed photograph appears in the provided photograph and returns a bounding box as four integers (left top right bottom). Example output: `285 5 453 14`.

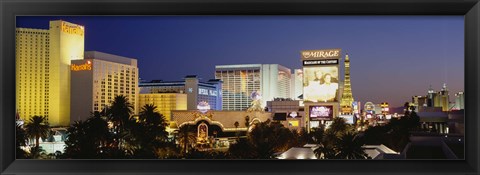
1 0 479 175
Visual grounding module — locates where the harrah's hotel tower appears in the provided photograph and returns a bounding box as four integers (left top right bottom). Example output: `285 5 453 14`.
16 20 84 127
70 51 139 123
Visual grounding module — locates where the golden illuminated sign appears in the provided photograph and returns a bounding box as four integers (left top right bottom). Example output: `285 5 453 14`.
61 22 84 36
71 61 92 71
301 49 341 60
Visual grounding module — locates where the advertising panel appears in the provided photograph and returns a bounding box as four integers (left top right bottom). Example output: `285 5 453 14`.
352 101 358 113
338 115 355 124
288 120 299 127
303 66 339 102
309 105 333 121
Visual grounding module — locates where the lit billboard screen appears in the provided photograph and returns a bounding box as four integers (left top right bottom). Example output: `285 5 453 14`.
309 105 333 121
338 115 355 124
303 66 339 102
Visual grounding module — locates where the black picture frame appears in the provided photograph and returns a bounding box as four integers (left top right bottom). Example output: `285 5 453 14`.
1 0 479 175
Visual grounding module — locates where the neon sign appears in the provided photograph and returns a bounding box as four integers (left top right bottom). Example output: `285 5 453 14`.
62 22 84 36
301 49 341 60
71 61 92 71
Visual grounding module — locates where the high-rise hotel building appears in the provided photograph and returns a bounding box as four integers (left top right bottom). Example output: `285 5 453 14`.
70 51 138 124
139 75 222 111
290 69 303 100
215 64 291 111
454 91 464 110
16 20 85 126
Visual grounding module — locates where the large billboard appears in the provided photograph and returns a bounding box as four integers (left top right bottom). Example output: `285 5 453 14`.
309 105 334 121
303 66 339 102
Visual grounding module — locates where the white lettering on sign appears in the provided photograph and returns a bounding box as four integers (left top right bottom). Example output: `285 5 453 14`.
209 90 217 96
303 59 338 66
199 88 209 95
301 49 341 60
199 88 218 96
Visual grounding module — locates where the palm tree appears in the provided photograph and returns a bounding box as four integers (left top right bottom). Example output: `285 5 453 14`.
310 127 325 144
335 132 369 159
16 123 28 159
140 104 168 139
329 117 348 136
234 121 240 139
86 111 113 157
314 140 336 159
314 129 337 159
25 116 50 149
28 146 48 159
107 95 134 133
64 120 96 158
139 104 163 124
177 125 196 154
247 120 293 158
133 104 169 158
105 95 134 152
88 111 110 145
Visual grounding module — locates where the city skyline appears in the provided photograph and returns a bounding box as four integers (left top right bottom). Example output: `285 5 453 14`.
16 16 464 107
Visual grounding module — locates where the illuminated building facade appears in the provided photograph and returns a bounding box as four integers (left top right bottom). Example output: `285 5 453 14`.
454 91 464 110
266 99 305 130
380 102 389 115
215 64 291 111
70 51 138 124
340 54 355 114
438 83 450 111
301 49 342 130
16 20 85 126
290 69 303 100
138 93 187 121
421 84 450 111
139 76 222 111
171 110 272 148
412 95 428 111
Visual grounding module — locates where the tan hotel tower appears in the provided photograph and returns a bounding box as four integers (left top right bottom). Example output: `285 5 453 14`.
16 20 85 126
70 51 139 124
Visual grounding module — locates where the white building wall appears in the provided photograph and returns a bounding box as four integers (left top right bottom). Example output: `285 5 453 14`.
216 64 291 111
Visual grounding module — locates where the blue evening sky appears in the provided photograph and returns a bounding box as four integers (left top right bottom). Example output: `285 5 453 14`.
16 16 464 107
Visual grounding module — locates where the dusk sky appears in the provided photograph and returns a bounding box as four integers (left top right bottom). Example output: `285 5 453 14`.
16 16 464 107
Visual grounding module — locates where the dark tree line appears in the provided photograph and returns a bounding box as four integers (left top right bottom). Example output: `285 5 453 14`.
228 117 369 159
17 95 412 159
62 95 175 159
362 102 420 152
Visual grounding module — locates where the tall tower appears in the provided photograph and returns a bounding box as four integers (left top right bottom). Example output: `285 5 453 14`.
340 54 355 114
16 20 84 127
440 83 449 111
427 85 435 107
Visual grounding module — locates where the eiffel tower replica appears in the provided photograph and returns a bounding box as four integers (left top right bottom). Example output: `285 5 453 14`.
340 54 355 114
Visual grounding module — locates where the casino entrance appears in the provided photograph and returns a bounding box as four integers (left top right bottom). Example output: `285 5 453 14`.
180 120 242 151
